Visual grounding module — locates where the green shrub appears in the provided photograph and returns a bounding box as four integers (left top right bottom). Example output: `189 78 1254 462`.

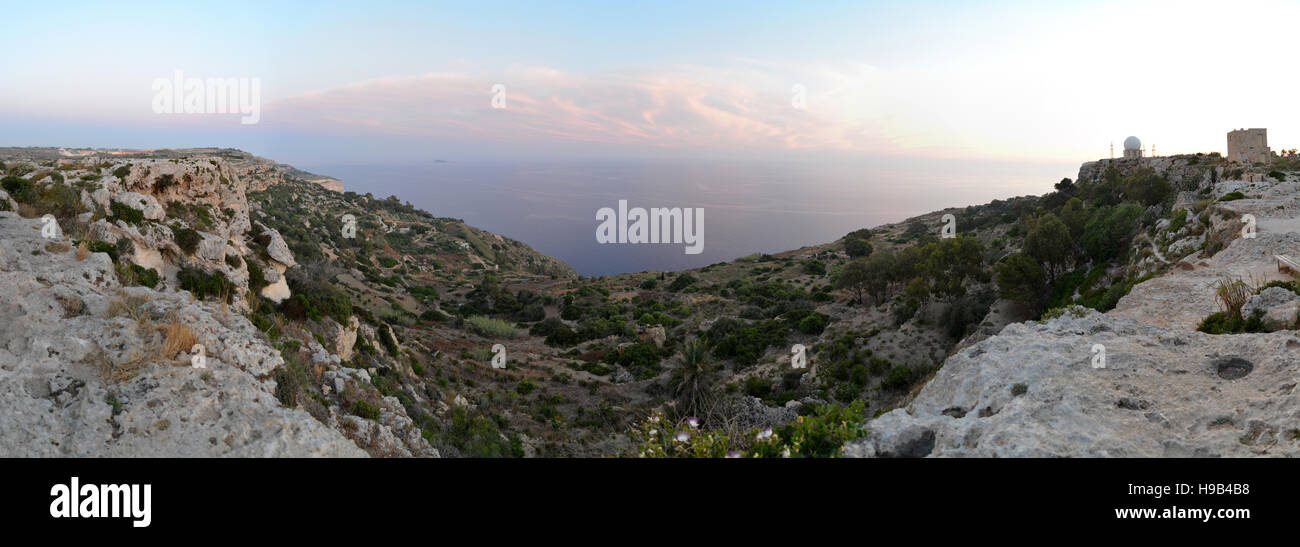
155 173 178 190
466 315 522 338
1167 208 1188 233
606 342 664 379
1197 309 1269 334
352 400 381 420
796 312 830 334
1218 191 1246 202
246 259 267 292
283 279 353 323
668 274 697 292
112 165 131 179
109 201 144 225
172 226 201 255
379 323 400 356
743 376 772 398
707 318 788 367
880 364 925 391
0 175 34 202
516 379 535 395
420 308 450 322
177 267 234 303
532 317 581 346
130 265 160 288
87 240 119 262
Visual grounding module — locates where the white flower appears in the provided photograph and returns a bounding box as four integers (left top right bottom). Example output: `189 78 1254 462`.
781 447 791 458
725 451 741 458
685 417 700 428
675 431 690 442
756 427 773 440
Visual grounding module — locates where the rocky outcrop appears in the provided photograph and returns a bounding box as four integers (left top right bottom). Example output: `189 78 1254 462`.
847 165 1300 458
79 156 289 312
845 309 1300 457
0 211 364 457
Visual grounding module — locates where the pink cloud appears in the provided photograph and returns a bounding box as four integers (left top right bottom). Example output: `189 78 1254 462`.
264 66 896 154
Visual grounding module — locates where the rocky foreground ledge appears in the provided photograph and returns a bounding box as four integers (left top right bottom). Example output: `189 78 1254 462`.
844 309 1300 457
0 212 365 456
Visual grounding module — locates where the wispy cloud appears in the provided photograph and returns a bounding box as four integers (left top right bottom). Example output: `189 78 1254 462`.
266 63 910 156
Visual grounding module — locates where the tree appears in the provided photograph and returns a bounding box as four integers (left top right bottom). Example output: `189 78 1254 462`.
668 339 715 421
1080 203 1142 262
1059 197 1088 239
996 253 1046 308
832 258 871 304
842 229 874 258
1023 213 1073 282
1121 170 1172 206
862 249 897 303
844 238 873 258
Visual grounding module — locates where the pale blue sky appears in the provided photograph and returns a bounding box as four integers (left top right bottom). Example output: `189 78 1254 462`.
3 0 1296 169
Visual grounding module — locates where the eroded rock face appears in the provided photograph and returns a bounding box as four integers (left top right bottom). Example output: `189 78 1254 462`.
844 309 1300 457
83 157 294 313
325 316 360 362
0 212 364 457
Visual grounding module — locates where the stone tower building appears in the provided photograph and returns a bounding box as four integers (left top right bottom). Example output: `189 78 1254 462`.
1226 128 1270 163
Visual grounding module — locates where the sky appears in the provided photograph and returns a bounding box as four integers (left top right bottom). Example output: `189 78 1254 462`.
2 0 1297 168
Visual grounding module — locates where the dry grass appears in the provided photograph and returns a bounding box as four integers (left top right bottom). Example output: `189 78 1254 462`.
104 290 151 321
91 308 203 383
75 240 89 260
159 313 197 360
55 293 84 317
44 241 70 253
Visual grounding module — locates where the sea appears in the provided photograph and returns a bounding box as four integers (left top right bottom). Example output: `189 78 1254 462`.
304 157 1073 276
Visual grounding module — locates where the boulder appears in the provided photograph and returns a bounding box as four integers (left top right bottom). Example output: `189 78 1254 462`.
257 226 296 267
112 192 165 221
1243 286 1300 325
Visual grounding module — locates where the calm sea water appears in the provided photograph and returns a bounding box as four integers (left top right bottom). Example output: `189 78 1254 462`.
304 158 1072 276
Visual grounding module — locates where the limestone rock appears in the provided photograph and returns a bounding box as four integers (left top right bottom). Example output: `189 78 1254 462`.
256 225 297 268
112 192 165 221
844 309 1300 457
0 211 364 457
1243 286 1300 325
326 316 361 362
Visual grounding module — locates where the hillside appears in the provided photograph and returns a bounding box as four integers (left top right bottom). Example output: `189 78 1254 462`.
4 147 1299 457
848 153 1300 457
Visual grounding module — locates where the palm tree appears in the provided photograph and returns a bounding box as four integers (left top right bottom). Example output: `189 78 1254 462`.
668 339 714 421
